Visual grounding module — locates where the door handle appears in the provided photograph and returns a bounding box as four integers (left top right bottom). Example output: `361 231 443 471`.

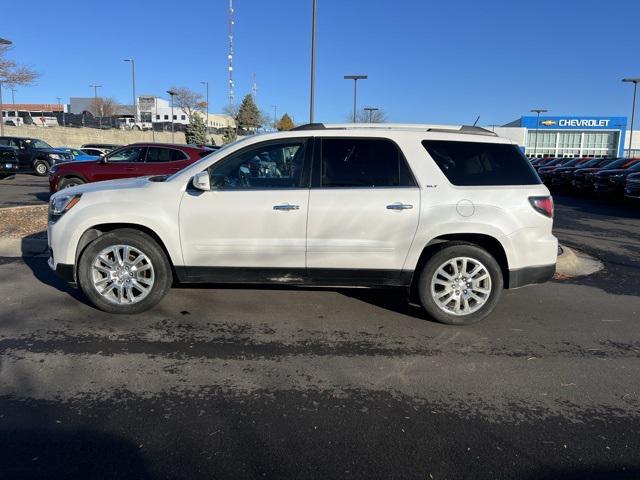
273 204 300 211
386 203 413 210
124 167 136 171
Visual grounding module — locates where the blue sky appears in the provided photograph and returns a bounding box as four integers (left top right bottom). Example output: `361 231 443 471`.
3 0 640 126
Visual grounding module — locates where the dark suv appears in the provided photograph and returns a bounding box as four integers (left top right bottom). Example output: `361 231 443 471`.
0 145 19 179
0 136 72 176
48 143 214 192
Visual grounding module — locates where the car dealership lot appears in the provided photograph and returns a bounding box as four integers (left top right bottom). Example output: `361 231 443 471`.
0 196 639 479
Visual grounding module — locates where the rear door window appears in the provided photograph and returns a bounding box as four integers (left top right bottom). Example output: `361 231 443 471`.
319 138 416 188
146 147 188 163
422 140 541 186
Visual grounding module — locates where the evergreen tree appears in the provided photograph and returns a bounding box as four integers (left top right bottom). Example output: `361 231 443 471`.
276 113 295 131
185 113 207 144
237 94 261 130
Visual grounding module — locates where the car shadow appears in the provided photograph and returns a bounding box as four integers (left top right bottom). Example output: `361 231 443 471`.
22 256 87 304
0 427 157 480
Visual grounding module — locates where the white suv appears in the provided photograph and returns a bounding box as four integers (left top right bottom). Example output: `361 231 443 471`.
47 124 557 324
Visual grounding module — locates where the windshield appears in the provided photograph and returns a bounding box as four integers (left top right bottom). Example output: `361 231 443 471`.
31 139 52 149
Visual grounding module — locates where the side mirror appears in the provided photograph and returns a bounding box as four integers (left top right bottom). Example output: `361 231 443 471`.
192 171 211 191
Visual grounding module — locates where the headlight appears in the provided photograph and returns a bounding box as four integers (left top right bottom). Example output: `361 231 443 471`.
48 194 81 223
49 153 63 160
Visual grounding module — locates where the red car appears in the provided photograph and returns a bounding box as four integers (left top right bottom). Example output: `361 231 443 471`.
48 143 213 192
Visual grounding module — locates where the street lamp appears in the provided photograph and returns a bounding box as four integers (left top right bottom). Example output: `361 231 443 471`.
56 97 66 127
363 106 379 123
344 75 367 123
10 87 15 106
272 105 278 129
123 59 137 124
0 38 11 137
622 78 640 158
309 0 317 123
89 84 102 128
530 108 548 158
166 90 176 143
200 81 209 128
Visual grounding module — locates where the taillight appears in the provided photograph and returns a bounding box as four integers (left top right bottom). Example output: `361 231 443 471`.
529 196 554 218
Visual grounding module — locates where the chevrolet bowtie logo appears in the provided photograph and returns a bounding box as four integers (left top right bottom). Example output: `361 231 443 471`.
540 120 557 126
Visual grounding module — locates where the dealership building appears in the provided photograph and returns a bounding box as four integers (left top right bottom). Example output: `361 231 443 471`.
490 116 638 158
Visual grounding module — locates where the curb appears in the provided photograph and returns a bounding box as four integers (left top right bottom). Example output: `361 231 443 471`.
0 237 48 258
556 245 603 277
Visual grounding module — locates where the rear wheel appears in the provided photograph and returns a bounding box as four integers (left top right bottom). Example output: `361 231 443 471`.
33 159 50 176
78 229 172 314
58 176 85 190
418 243 503 325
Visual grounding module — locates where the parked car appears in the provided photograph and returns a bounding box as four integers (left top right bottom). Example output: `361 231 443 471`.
47 123 557 324
549 158 613 189
538 158 592 184
624 172 640 199
0 136 73 175
571 158 629 192
0 144 19 179
49 143 214 192
592 160 640 195
58 147 100 162
81 143 122 153
80 147 108 157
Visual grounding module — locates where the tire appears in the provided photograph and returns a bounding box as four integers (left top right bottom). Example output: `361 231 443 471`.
418 243 503 325
57 176 85 190
33 159 50 176
77 229 173 314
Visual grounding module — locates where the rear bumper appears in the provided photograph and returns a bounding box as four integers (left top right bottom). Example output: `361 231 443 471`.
508 264 556 289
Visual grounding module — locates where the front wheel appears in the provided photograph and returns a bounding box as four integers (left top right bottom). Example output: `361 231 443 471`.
33 159 50 176
57 177 85 190
77 229 173 314
418 244 503 325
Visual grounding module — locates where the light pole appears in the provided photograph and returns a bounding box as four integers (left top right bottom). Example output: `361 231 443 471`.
200 81 209 128
10 87 15 106
344 75 367 123
167 90 176 143
363 107 378 123
530 108 548 158
56 97 66 127
90 84 102 128
0 38 11 137
272 105 278 129
123 59 137 124
309 0 317 123
622 78 640 158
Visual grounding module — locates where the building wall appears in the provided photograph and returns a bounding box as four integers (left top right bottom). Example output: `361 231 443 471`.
1 124 186 148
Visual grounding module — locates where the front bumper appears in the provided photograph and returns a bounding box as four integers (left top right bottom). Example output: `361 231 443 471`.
624 183 640 199
0 160 19 175
509 264 556 289
48 255 75 283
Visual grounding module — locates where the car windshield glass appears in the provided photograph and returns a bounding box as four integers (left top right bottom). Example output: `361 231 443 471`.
578 159 599 168
601 158 626 169
32 140 52 149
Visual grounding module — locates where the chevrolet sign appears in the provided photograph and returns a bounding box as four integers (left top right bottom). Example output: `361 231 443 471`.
540 120 556 126
558 119 610 127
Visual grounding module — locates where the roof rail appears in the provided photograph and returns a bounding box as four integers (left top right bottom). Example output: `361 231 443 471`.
290 123 496 136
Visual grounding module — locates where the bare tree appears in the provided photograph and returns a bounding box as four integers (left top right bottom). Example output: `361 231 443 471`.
0 44 39 88
90 97 120 117
168 86 206 119
353 107 387 123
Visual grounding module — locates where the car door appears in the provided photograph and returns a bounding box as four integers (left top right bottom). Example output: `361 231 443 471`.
94 146 146 181
9 138 33 169
179 138 311 275
306 137 420 278
140 146 193 176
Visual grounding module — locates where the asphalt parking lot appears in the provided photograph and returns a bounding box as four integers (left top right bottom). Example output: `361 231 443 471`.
0 182 639 478
0 173 50 208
